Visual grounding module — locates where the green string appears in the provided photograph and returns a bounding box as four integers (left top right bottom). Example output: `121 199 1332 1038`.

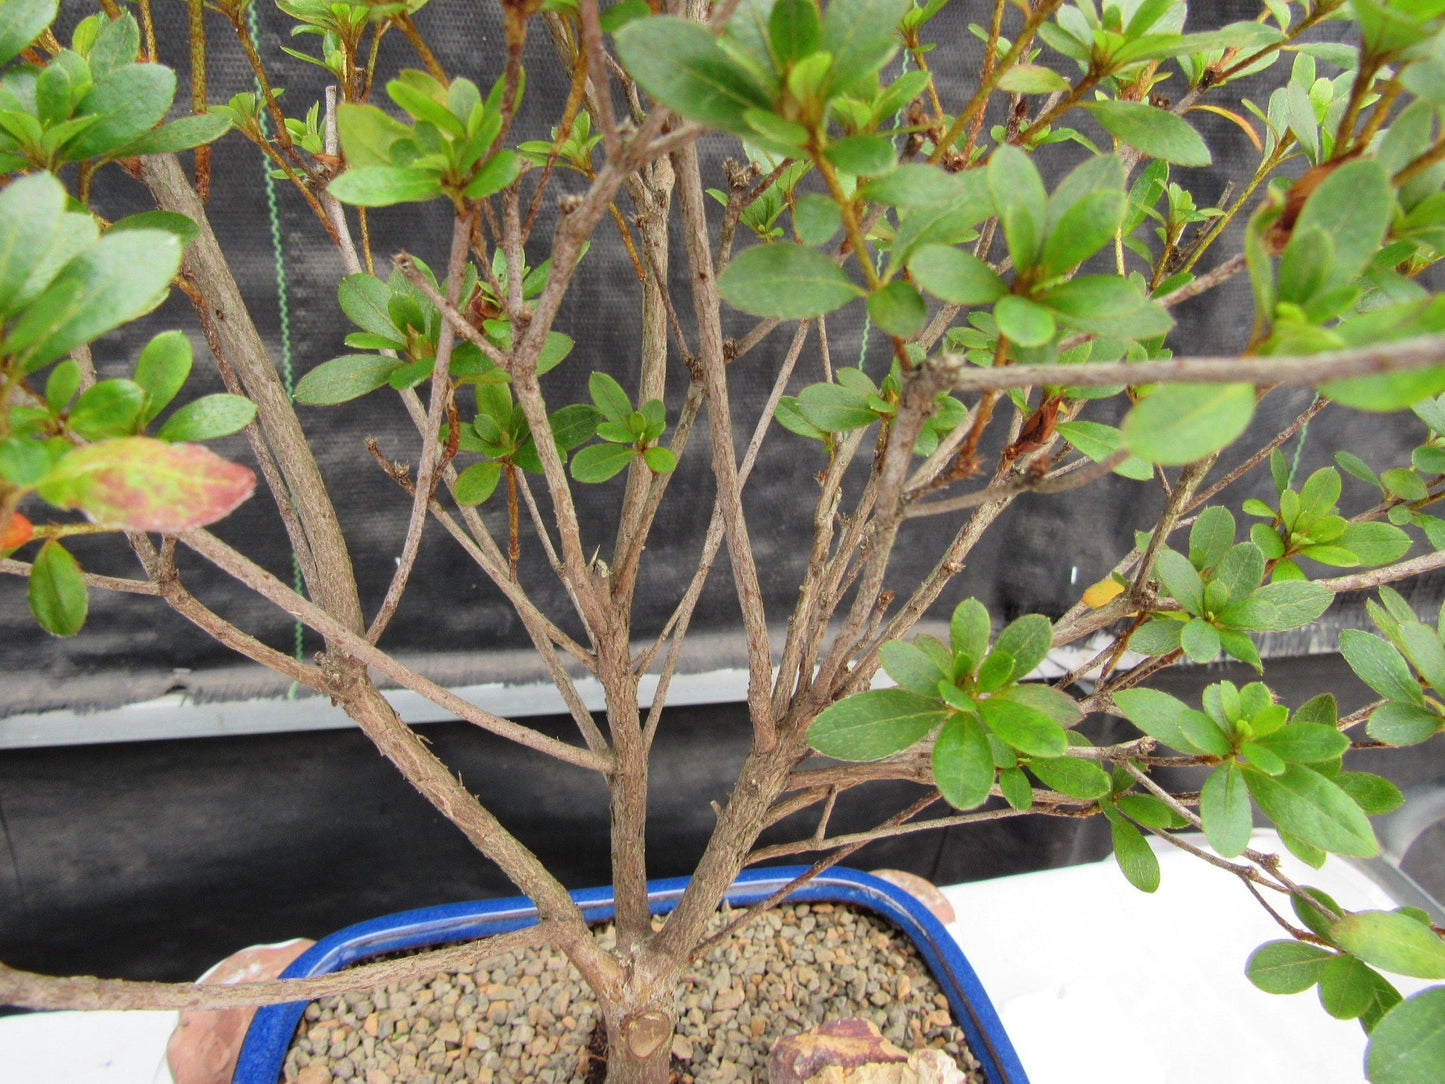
246 3 306 696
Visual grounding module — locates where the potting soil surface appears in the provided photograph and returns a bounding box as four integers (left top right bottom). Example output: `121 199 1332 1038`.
280 900 985 1083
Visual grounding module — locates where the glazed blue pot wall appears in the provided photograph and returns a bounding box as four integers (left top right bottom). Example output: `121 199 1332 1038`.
235 866 1028 1083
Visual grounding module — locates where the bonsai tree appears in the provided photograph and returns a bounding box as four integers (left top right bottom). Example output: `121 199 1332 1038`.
4 0 1445 1079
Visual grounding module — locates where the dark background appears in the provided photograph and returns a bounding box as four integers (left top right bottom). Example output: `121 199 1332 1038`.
2 0 1444 996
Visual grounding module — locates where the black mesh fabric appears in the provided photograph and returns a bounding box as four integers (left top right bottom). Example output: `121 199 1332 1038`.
0 1 1433 719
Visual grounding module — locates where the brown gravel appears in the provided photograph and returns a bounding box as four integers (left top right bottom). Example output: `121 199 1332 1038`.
280 901 986 1084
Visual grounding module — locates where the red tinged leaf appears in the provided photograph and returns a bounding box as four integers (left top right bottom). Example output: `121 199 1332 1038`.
35 437 255 532
1 511 32 548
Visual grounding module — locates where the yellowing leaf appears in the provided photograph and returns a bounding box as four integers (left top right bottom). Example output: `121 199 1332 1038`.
1082 577 1126 608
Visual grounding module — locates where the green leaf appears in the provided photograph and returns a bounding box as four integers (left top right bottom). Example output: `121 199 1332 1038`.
294 355 400 405
111 113 231 156
997 765 1032 810
999 683 1083 728
0 171 64 316
719 244 861 319
1121 383 1255 465
1366 987 1445 1084
336 102 412 170
866 280 926 338
1028 754 1111 799
950 597 991 672
36 436 254 532
861 164 971 209
0 0 58 68
1201 763 1253 857
978 697 1068 757
988 144 1046 271
1255 722 1350 764
28 540 86 637
65 62 175 161
1055 420 1152 479
454 460 502 505
819 0 912 92
1112 687 1204 754
1246 940 1332 994
615 16 772 134
807 687 950 761
154 394 256 442
932 714 995 810
570 441 637 483
1338 521 1413 567
133 331 192 424
463 151 523 200
1341 629 1426 705
4 230 180 372
1332 912 1445 980
880 639 948 695
796 382 876 431
907 245 1005 305
337 274 399 339
994 295 1055 347
794 193 842 246
643 445 676 473
1110 815 1161 892
990 613 1052 682
1368 701 1442 746
1334 771 1405 816
1190 506 1236 570
1244 763 1378 857
1181 617 1221 662
588 371 632 425
1232 580 1334 632
769 0 821 61
826 134 897 177
996 64 1070 94
68 379 145 439
1401 622 1445 690
1293 157 1393 298
1319 953 1379 1020
327 166 443 207
1040 156 1127 276
1083 100 1212 167
1155 548 1205 612
1037 275 1174 339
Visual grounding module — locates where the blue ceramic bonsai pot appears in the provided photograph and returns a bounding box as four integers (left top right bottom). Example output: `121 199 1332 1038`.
235 865 1028 1083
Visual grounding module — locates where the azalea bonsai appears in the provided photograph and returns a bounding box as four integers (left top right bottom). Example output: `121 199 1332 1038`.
4 0 1445 1080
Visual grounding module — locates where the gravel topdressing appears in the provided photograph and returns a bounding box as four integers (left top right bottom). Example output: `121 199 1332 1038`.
280 901 986 1084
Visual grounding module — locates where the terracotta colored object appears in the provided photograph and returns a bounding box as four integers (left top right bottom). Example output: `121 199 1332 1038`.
872 869 957 925
166 938 314 1084
769 1018 966 1084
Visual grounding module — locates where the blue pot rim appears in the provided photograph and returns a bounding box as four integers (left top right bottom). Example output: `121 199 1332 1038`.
236 865 1028 1083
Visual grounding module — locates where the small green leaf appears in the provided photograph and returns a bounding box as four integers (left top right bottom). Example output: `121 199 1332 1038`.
880 640 948 696
588 371 632 426
932 714 995 810
1244 763 1378 857
0 0 59 68
1110 815 1161 892
155 394 257 442
769 0 822 61
133 331 192 424
327 166 443 207
569 441 637 483
866 280 926 338
998 765 1033 810
907 245 1005 305
1246 940 1332 994
994 295 1055 347
28 540 87 637
111 113 231 156
1319 953 1379 1020
642 445 676 473
1121 383 1256 465
950 597 991 672
990 613 1052 683
69 379 146 439
796 381 877 431
1368 702 1442 746
1155 548 1205 613
1201 763 1253 857
463 151 523 200
794 194 842 246
719 244 861 319
1341 630 1426 705
1332 911 1445 980
1083 100 1212 167
615 16 772 134
826 134 897 177
1181 617 1221 662
335 102 412 170
1189 507 1236 570
294 355 400 405
978 697 1068 757
807 687 950 761
454 460 502 505
1028 754 1111 799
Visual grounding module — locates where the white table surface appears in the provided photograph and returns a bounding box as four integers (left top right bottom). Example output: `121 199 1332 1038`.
943 831 1430 1084
0 831 1426 1083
